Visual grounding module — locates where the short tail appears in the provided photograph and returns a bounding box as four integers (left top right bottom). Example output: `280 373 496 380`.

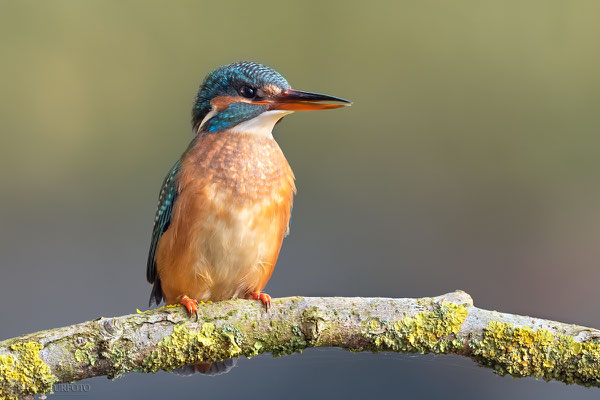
149 279 164 307
172 358 238 377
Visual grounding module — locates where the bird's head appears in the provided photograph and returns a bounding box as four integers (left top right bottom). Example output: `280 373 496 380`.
192 61 350 136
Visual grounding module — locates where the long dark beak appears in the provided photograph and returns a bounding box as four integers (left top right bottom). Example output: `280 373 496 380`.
254 89 351 111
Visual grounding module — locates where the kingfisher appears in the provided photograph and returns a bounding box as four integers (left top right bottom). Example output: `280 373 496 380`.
146 62 349 372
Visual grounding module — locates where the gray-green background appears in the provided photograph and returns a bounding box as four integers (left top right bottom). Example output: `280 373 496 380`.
1 1 599 398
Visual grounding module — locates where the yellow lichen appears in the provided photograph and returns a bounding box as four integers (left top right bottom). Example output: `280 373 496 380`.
0 342 56 400
471 321 600 386
142 323 242 373
368 302 468 353
368 320 379 331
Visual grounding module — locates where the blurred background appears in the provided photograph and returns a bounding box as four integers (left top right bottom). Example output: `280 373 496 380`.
1 1 600 398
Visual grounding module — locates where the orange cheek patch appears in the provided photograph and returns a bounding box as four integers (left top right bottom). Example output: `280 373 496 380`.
210 95 252 111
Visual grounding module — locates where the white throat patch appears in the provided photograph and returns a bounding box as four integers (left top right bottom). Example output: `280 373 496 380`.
230 110 293 138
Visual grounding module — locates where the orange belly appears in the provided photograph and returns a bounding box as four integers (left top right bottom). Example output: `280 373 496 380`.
155 132 295 304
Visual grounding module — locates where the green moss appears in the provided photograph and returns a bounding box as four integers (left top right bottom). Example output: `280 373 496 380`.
244 341 264 358
471 321 600 386
301 306 328 342
366 302 468 354
270 326 307 357
74 342 97 366
0 342 57 400
240 318 308 359
141 323 242 373
101 340 135 379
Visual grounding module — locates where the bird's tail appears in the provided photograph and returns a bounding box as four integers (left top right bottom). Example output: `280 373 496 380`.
172 358 238 377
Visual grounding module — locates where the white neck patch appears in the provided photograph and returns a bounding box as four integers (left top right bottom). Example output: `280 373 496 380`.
198 107 218 133
229 110 293 138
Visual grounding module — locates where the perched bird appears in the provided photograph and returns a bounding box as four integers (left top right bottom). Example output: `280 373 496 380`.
146 61 349 373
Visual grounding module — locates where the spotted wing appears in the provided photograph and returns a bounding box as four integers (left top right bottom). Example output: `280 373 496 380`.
146 159 182 306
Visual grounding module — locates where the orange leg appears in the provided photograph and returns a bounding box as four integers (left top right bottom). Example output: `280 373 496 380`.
180 295 199 320
251 291 271 311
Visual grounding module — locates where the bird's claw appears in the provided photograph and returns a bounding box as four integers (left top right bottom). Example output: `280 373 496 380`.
251 292 271 312
180 295 199 321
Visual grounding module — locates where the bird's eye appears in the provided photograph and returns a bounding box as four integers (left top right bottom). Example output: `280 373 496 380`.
239 85 256 99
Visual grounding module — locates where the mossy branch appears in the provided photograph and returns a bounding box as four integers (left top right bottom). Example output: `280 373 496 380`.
2 291 600 399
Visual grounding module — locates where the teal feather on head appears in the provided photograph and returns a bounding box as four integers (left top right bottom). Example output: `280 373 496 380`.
192 61 290 132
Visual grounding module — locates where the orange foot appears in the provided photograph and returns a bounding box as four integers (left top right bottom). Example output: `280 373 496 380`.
251 291 271 311
180 295 199 320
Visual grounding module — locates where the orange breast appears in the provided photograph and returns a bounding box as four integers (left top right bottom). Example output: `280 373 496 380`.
155 132 295 304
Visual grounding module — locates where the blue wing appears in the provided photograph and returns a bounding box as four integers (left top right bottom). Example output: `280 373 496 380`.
147 159 182 306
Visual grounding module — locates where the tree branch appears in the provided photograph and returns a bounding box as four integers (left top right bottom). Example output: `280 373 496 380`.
2 291 600 399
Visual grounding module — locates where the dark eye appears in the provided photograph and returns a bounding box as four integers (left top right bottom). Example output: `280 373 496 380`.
239 85 256 98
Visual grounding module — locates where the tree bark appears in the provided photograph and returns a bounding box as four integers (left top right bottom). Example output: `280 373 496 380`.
2 291 600 399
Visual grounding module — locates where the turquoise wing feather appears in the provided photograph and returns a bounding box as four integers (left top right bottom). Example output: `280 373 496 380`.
147 159 182 306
